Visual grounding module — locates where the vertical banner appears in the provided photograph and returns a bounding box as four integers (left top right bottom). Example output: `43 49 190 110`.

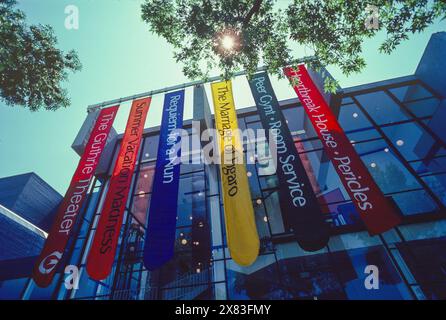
87 97 151 280
32 106 118 288
248 72 329 251
143 90 185 271
284 65 402 234
211 80 259 266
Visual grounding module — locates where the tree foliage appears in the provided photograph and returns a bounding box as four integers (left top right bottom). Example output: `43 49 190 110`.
0 0 81 111
141 0 446 92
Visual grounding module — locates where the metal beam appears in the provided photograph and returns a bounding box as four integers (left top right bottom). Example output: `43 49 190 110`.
86 58 315 112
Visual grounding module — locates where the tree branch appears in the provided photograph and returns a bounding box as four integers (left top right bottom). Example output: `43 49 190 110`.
243 0 263 26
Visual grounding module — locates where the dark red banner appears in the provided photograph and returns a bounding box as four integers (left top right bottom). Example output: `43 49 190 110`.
32 106 119 287
284 65 402 235
86 97 151 280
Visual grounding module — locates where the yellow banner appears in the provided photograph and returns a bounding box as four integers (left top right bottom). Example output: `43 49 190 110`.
211 80 259 266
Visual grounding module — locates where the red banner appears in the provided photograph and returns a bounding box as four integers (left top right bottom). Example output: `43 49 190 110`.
86 97 151 280
32 106 118 287
284 65 402 235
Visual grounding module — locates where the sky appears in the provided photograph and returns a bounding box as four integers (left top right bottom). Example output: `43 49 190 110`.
0 0 445 194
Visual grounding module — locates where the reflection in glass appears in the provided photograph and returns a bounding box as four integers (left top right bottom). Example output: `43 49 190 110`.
355 91 409 125
226 254 280 299
397 237 446 300
141 135 159 162
390 190 437 216
411 157 446 176
422 174 446 206
389 84 432 102
405 98 440 118
359 143 421 194
282 106 317 140
382 122 434 161
338 104 373 132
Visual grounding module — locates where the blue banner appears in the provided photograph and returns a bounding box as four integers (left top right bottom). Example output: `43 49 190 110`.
143 90 185 270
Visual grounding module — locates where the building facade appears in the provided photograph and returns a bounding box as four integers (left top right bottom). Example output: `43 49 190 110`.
0 172 62 233
3 33 446 300
0 173 61 299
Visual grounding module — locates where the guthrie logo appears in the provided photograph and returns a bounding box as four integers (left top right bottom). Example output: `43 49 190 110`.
38 251 62 274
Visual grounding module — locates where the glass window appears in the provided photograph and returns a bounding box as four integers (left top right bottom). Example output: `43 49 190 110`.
399 220 446 241
338 103 373 133
226 254 280 299
141 135 159 162
437 148 446 157
355 91 409 125
176 172 206 228
328 232 382 251
214 282 227 300
246 163 262 200
357 141 422 194
158 251 210 290
396 237 446 300
277 251 345 299
68 238 85 266
134 163 155 195
295 144 324 194
28 274 62 300
243 120 262 149
389 84 432 102
263 191 285 234
181 163 204 175
132 193 151 227
353 138 387 156
390 189 438 216
382 122 434 161
295 138 323 153
331 246 412 300
161 284 212 300
70 268 101 299
341 97 354 105
108 142 120 175
83 190 101 224
175 227 193 252
313 152 351 201
252 201 272 245
282 106 317 140
346 129 381 143
236 116 247 130
405 98 440 118
422 173 446 206
322 200 363 228
244 114 260 123
131 163 155 226
253 145 274 177
259 175 279 190
411 157 446 176
0 278 27 299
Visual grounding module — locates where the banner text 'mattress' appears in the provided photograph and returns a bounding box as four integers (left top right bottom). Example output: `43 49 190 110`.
86 98 150 280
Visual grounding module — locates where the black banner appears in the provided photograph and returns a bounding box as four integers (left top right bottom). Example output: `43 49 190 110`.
248 72 329 251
